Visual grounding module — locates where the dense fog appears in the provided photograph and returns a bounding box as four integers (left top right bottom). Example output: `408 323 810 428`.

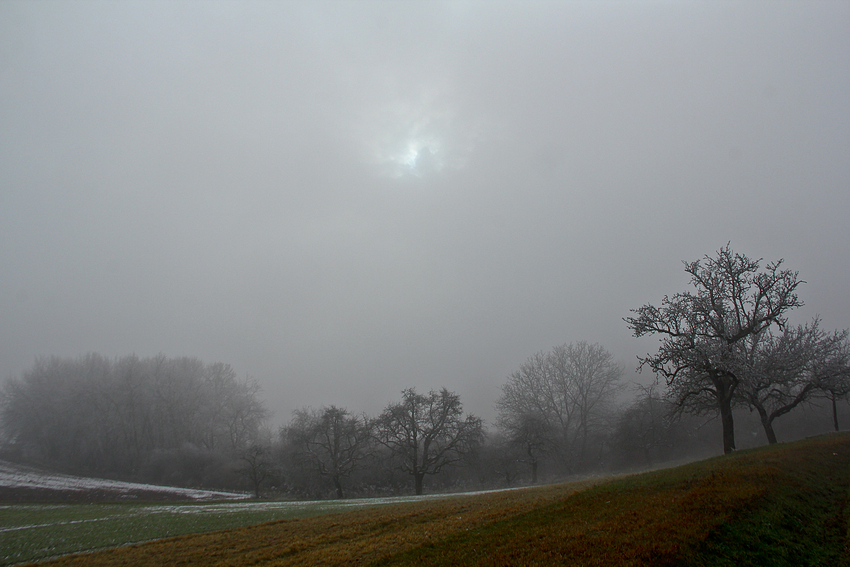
1 2 849 495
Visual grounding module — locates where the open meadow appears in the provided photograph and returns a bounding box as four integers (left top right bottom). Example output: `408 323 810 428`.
0 494 478 566
3 433 850 566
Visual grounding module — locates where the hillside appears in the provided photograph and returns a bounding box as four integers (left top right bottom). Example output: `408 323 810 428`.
26 433 850 566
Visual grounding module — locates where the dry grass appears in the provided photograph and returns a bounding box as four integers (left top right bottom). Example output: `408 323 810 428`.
28 433 850 567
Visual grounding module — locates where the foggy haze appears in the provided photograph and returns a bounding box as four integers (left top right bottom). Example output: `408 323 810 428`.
2 1 848 426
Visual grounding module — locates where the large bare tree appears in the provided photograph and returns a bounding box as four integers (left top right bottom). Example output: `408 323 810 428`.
496 341 623 474
374 388 482 495
625 244 803 454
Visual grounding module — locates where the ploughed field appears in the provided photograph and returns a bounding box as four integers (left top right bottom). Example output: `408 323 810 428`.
4 434 850 566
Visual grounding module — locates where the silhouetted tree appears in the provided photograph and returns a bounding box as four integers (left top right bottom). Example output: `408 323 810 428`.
611 383 699 468
238 443 274 498
496 411 551 483
810 332 850 431
374 388 483 495
625 244 803 454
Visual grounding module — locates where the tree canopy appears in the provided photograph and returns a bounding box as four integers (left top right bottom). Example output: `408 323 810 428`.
285 406 372 498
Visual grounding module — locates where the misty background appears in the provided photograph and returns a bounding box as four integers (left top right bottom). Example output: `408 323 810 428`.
2 0 848 426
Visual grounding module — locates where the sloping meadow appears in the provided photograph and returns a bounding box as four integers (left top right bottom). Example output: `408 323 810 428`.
16 433 850 566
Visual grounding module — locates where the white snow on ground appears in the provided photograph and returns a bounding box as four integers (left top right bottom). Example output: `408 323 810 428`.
1 459 525 505
133 492 461 516
0 460 249 500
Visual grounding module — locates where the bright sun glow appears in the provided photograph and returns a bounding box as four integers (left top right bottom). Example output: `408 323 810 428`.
373 128 445 178
359 85 480 179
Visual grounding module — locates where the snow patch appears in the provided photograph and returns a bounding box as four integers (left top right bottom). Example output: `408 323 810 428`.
0 460 249 500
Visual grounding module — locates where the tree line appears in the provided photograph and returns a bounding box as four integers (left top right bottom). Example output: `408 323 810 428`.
0 354 268 488
281 388 483 497
2 245 849 497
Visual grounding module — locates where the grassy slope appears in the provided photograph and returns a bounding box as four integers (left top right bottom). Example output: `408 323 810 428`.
28 433 850 567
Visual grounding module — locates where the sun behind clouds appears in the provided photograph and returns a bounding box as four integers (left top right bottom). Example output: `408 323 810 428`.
357 84 483 179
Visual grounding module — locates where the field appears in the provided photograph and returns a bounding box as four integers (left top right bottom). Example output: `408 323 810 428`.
0 494 475 566
3 433 850 566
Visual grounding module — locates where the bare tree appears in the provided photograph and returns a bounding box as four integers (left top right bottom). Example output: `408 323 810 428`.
612 384 671 468
238 443 274 498
374 388 483 495
496 411 551 484
285 406 372 498
810 332 850 431
734 320 846 444
496 342 623 473
625 244 803 454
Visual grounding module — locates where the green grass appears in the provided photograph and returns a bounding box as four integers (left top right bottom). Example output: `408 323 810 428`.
372 436 850 566
0 498 423 566
689 443 850 566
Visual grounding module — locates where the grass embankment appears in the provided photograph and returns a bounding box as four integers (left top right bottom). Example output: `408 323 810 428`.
19 433 850 566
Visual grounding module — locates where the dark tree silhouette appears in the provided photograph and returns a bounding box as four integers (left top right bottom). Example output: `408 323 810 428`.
625 244 803 454
374 388 482 495
810 332 850 431
238 444 274 498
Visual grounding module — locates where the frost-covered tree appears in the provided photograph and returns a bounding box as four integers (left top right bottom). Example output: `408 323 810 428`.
625 244 803 454
734 320 846 444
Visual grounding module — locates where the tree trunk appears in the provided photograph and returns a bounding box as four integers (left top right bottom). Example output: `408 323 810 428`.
753 402 778 444
531 460 538 485
760 413 777 444
719 395 736 454
832 394 840 432
333 475 344 499
579 419 588 471
414 473 425 495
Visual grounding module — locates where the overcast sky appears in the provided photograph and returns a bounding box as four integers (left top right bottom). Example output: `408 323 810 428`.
2 0 848 426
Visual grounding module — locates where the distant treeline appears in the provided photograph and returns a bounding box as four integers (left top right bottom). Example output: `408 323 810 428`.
1 346 848 497
0 354 268 488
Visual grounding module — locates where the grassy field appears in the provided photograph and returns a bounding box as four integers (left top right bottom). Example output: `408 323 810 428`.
5 433 850 566
0 494 469 566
